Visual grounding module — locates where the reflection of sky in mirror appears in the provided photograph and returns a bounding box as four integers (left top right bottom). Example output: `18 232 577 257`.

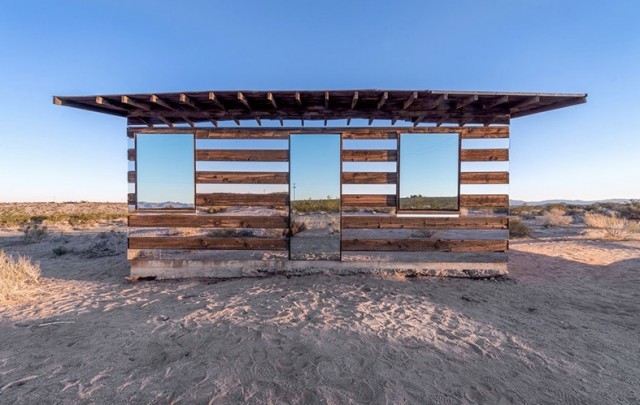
399 134 459 198
290 135 340 200
137 134 194 206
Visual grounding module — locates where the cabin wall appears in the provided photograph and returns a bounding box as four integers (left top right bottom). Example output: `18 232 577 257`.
126 126 509 278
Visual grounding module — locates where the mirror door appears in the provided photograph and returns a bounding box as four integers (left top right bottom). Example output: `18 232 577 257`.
289 134 341 260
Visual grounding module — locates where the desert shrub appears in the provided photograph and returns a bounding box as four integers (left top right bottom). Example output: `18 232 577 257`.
509 218 532 238
52 246 71 256
0 250 41 301
583 212 635 239
19 219 49 243
83 239 118 258
289 219 308 236
617 200 640 220
539 208 572 227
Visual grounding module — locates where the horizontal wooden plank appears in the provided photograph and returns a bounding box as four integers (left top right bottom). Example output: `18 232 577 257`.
460 149 509 162
342 172 397 184
128 215 288 228
196 172 289 184
341 239 508 252
342 132 397 139
460 194 509 208
340 251 509 263
128 171 136 183
195 149 289 161
342 150 397 162
128 237 287 250
342 194 396 207
196 193 289 207
460 126 509 139
460 172 509 184
128 149 135 161
196 130 289 139
343 216 508 229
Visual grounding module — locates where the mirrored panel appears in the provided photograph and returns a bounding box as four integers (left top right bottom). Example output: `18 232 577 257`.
399 133 459 211
136 134 195 209
289 134 340 260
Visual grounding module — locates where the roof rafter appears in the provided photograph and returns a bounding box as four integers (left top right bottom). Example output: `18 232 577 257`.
403 92 418 109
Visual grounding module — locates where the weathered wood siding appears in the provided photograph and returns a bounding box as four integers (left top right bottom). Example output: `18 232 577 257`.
128 126 509 261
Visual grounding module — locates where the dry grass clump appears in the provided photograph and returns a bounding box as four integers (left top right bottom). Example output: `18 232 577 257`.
509 217 532 238
583 212 638 239
540 208 573 227
19 219 49 243
0 250 41 302
289 219 308 236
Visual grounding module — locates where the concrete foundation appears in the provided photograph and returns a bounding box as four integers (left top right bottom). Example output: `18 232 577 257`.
130 259 508 279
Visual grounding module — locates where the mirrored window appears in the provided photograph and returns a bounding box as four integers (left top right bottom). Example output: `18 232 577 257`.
399 133 459 211
136 134 195 209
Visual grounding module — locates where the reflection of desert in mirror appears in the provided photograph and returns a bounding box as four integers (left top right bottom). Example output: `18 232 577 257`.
289 134 340 260
399 133 459 211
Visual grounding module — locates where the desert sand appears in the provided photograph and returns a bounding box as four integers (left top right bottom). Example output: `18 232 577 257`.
0 221 639 404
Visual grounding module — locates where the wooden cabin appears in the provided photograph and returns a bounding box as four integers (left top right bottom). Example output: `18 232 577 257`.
53 90 586 279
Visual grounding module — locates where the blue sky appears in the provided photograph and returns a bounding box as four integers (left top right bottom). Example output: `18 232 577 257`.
290 135 340 200
0 1 638 202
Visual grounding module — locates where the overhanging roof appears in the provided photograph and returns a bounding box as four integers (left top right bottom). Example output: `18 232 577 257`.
53 89 586 127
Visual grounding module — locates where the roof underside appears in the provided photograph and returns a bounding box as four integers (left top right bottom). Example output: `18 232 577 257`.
53 89 587 127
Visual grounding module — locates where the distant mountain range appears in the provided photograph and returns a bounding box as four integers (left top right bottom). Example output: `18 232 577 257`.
509 198 634 206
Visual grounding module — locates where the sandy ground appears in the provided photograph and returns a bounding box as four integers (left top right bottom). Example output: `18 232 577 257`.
0 225 639 404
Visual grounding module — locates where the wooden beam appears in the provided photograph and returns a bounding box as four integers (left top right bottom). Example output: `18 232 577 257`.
342 239 508 252
456 95 478 109
351 91 359 109
184 118 195 127
210 119 218 127
150 95 173 110
377 92 388 109
301 118 304 127
460 171 509 184
412 116 424 127
179 93 198 109
342 216 508 230
208 92 226 109
324 91 329 108
484 95 509 109
267 92 277 109
121 96 149 110
255 117 262 126
368 118 374 126
347 118 351 126
295 92 302 106
342 150 397 162
460 149 509 162
128 237 287 250
342 172 397 184
196 171 289 184
233 118 241 126
237 92 251 110
128 214 288 229
279 117 284 126
196 150 288 161
95 96 128 111
403 92 418 109
436 115 448 127
196 192 289 207
158 117 174 127
342 194 396 207
137 117 153 127
460 194 509 208
391 116 399 125
510 96 540 111
426 94 447 109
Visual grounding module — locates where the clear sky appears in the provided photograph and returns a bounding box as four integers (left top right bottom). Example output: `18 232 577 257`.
290 135 340 201
0 1 638 202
